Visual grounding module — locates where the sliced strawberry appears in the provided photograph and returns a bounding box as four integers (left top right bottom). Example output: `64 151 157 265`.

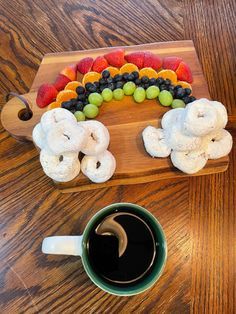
54 74 71 91
36 84 58 108
92 56 109 73
163 57 183 71
60 64 77 81
125 52 144 68
77 57 94 74
143 52 162 70
104 49 125 68
176 61 193 83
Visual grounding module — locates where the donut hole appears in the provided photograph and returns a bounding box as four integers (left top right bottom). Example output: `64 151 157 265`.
91 133 96 141
96 161 101 169
197 111 205 118
63 133 70 140
59 155 64 162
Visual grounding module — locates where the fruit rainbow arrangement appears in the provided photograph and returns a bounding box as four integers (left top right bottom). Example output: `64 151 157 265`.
36 49 196 121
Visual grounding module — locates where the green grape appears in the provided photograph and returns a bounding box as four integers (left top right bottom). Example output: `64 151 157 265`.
88 93 103 107
123 82 136 95
102 88 113 102
171 99 186 109
133 87 146 103
83 104 99 118
74 111 86 121
113 88 125 100
158 90 173 106
146 86 160 99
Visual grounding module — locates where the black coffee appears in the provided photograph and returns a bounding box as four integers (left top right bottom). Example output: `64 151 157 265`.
87 209 158 287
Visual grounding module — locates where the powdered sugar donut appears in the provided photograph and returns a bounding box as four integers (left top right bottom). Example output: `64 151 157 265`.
142 126 171 157
41 108 77 133
40 149 80 182
32 123 45 149
81 150 116 183
80 120 110 156
161 108 184 130
212 101 228 129
206 129 233 159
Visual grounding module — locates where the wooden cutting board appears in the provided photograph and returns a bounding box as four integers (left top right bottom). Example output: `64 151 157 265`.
1 41 229 192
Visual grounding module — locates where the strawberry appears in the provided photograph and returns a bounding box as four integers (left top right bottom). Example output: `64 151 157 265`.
104 49 125 68
54 74 71 91
36 84 58 108
77 57 94 74
92 56 109 73
143 52 162 70
124 52 144 68
163 57 183 71
176 61 193 83
60 64 77 81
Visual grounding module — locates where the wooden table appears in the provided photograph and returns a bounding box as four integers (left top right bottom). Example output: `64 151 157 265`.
0 1 235 313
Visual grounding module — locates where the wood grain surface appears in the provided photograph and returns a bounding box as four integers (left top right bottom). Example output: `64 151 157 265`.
0 0 235 313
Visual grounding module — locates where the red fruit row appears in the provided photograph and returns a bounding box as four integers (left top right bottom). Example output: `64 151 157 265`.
36 49 193 108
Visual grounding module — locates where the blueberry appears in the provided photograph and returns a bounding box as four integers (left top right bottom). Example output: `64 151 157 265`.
94 81 100 88
87 84 97 93
134 78 141 85
169 90 175 96
132 71 139 79
141 76 149 83
189 96 196 102
85 82 93 90
157 77 164 85
102 70 110 79
182 96 192 104
175 88 186 99
122 72 129 81
83 99 89 106
160 84 167 91
149 78 157 86
113 74 123 82
77 94 86 101
144 83 150 89
99 78 106 85
127 73 135 81
76 86 85 95
107 77 113 84
70 98 78 106
165 79 171 86
116 81 124 89
85 91 90 98
76 101 84 111
100 85 106 92
61 101 72 110
107 83 115 91
168 85 175 92
174 84 182 90
185 88 192 95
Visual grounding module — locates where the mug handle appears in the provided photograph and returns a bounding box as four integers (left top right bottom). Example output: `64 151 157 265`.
42 236 82 256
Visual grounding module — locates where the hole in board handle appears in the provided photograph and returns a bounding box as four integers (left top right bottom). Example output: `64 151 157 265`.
6 92 33 121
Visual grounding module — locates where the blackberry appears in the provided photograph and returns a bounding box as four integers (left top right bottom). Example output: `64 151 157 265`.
134 78 141 85
76 101 84 111
113 74 123 82
149 78 157 86
102 70 110 79
76 86 85 95
127 73 135 81
175 88 186 99
116 81 124 89
157 77 164 85
132 71 139 79
184 88 192 95
141 76 149 84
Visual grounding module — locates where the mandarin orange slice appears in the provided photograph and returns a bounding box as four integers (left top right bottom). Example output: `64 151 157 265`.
65 81 82 91
139 67 158 79
104 66 120 77
120 63 139 74
47 101 61 110
156 70 177 84
82 71 101 85
177 80 192 91
56 90 77 104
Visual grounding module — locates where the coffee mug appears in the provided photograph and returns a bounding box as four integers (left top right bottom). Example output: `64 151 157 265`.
42 203 167 296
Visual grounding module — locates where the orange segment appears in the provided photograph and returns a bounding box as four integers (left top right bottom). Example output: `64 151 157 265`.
177 80 192 91
139 67 158 79
47 101 61 110
120 63 139 74
82 71 101 85
56 90 77 104
104 66 120 77
156 70 177 84
65 81 82 91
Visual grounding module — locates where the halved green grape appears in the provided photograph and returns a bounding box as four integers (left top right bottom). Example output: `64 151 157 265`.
102 88 113 102
113 88 125 101
83 104 99 118
146 86 160 99
74 111 86 121
88 93 103 107
171 99 186 109
133 87 146 103
158 90 173 106
123 82 136 95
